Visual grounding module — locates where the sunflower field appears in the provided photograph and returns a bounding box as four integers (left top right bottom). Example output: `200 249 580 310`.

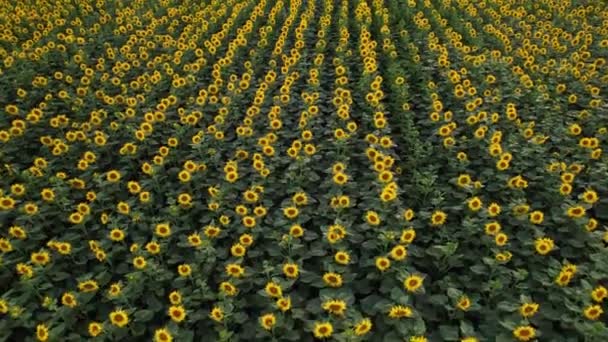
0 0 607 341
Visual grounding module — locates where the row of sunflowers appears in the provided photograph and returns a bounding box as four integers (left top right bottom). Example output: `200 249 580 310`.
0 0 606 341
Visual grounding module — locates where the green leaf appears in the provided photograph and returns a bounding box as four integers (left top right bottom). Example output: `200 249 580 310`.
413 317 426 335
134 309 154 322
439 325 459 341
497 302 519 312
460 320 476 336
446 287 462 299
470 264 486 275
180 330 194 342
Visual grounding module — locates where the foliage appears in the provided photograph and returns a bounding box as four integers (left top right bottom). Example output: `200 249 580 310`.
0 0 607 341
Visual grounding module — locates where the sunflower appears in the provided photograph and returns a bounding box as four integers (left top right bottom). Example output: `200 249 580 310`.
239 234 253 246
457 296 471 311
230 243 246 257
40 189 55 202
513 325 535 341
259 313 276 330
404 275 424 293
519 302 539 317
109 228 125 242
561 172 575 183
168 305 186 323
534 237 554 255
457 174 472 187
146 241 161 254
327 228 342 244
592 286 608 303
77 203 91 215
235 205 248 216
467 197 483 211
61 292 77 308
559 183 572 195
253 206 267 217
334 251 350 265
96 250 107 262
56 242 71 255
116 201 130 215
88 322 103 337
400 229 416 244
24 202 38 215
456 152 468 161
378 170 393 183
178 170 191 183
388 305 413 318
243 190 259 203
512 204 530 216
242 216 257 228
495 233 508 246
265 282 283 298
333 172 349 185
220 215 232 225
276 296 292 312
313 322 333 339
109 309 129 327
225 171 238 183
430 210 447 226
529 210 544 224
322 299 347 315
495 250 513 263
69 212 84 224
9 226 26 240
154 328 173 342
562 263 577 275
106 170 121 182
484 221 502 236
225 264 245 278
329 196 340 209
177 193 192 207
366 211 381 225
375 257 391 271
292 192 308 206
155 223 172 238
131 189 147 202
108 282 122 297
584 304 603 320
187 233 202 247
177 264 192 277
16 263 33 278
5 104 19 115
219 282 238 296
77 280 99 293
390 245 407 261
283 263 299 278
36 324 49 341
283 206 299 219
332 162 346 174
323 272 343 287
169 291 182 305
204 225 221 238
483 202 500 216
127 181 141 194
354 318 372 336
133 256 147 269
30 250 51 266
585 218 598 232
290 224 304 237
566 205 586 218
209 306 224 322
